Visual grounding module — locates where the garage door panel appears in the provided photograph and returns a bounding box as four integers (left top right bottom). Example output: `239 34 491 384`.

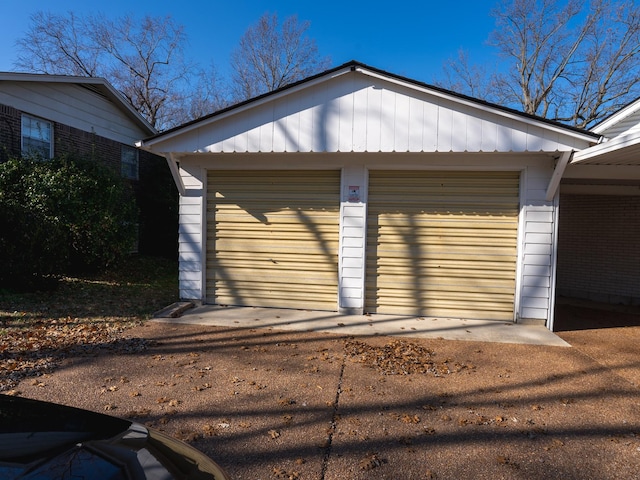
370 236 517 249
371 257 516 270
366 170 519 320
370 284 516 298
368 267 517 283
211 212 338 225
368 245 517 260
207 170 340 311
213 251 338 265
367 301 514 321
209 263 338 278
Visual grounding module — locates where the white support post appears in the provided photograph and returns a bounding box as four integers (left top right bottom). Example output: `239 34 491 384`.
545 151 573 202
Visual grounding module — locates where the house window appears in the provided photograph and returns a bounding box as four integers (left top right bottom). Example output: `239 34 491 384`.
121 145 139 180
21 114 53 159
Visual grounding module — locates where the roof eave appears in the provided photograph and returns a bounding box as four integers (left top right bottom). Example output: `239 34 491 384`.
572 130 640 164
0 71 156 136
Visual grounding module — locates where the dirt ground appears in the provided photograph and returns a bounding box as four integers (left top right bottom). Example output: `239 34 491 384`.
5 303 639 480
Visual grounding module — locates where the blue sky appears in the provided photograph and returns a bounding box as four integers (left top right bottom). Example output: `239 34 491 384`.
1 0 501 86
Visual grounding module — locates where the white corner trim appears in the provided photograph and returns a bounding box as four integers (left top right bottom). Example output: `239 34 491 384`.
547 193 560 332
545 151 573 201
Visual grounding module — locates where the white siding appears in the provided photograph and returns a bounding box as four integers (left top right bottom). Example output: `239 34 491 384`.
518 160 556 321
148 70 592 155
0 81 148 144
339 165 367 312
598 110 640 138
177 163 204 300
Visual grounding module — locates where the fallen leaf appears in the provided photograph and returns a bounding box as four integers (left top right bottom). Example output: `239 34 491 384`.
359 453 384 470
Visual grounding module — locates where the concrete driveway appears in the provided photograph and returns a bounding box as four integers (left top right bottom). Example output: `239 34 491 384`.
13 301 640 479
155 303 570 347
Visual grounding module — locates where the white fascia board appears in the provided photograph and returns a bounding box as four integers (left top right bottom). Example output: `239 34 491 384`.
355 67 598 145
591 98 640 135
141 66 354 151
0 72 100 83
572 130 640 163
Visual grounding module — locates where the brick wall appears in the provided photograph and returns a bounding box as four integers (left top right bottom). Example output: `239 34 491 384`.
1 102 121 170
0 104 22 162
54 122 121 172
557 194 640 305
0 102 177 256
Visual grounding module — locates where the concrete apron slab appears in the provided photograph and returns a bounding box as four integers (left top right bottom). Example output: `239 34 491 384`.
153 304 570 347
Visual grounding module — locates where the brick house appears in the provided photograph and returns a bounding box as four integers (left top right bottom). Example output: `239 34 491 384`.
0 72 177 256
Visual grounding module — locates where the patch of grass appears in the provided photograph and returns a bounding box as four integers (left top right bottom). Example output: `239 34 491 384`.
0 255 179 325
0 255 178 390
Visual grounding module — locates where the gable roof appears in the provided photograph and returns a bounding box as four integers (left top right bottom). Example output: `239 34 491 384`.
572 96 640 166
0 72 156 136
591 95 640 137
139 60 598 155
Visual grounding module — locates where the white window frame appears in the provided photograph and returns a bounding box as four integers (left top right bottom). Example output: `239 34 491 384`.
121 145 139 180
21 114 53 159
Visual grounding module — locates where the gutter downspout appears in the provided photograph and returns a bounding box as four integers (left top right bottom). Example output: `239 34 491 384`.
545 151 573 202
165 153 185 195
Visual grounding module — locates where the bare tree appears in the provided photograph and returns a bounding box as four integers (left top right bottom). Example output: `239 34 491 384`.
15 11 100 76
15 12 203 130
179 64 230 122
441 49 495 101
92 14 191 129
230 12 331 101
441 0 640 128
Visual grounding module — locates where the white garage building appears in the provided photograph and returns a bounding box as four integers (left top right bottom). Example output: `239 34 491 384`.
139 61 608 330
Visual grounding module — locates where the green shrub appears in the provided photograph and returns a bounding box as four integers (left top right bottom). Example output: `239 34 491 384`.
0 155 137 290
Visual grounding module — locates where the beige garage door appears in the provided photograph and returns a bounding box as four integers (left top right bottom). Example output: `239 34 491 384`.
206 170 340 310
366 171 520 321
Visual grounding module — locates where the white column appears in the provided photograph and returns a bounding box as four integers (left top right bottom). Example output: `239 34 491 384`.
338 165 368 314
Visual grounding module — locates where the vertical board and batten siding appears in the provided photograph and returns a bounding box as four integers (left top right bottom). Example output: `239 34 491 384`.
0 81 146 144
150 72 586 155
205 170 340 310
366 170 520 321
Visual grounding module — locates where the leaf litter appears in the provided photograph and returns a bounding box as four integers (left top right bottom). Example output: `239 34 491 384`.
0 256 176 391
344 339 475 376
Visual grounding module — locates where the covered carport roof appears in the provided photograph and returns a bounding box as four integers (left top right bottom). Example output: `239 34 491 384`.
572 95 640 166
571 130 640 166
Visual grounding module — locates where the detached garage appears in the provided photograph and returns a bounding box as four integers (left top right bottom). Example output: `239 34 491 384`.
139 61 599 329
